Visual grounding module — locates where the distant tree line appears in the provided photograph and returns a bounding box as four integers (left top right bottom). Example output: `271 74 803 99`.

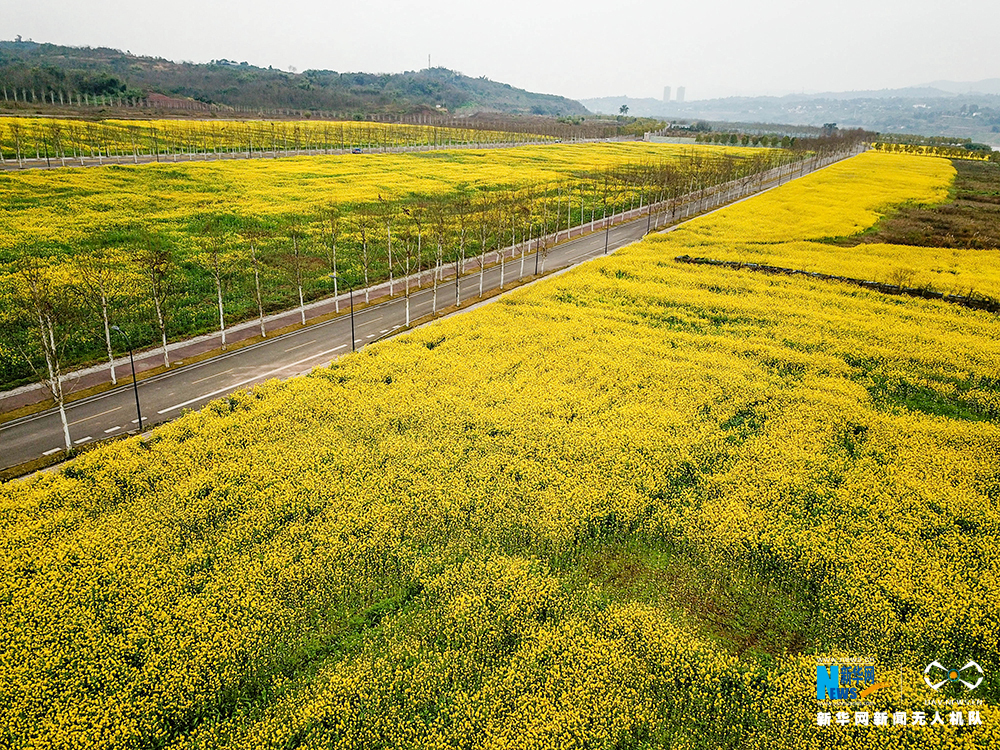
696 128 874 152
871 141 997 162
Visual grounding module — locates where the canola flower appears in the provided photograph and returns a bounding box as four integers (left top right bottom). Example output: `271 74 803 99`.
0 149 998 749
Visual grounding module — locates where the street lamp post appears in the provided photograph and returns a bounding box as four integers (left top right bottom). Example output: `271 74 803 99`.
329 273 356 351
110 326 143 431
349 284 355 351
646 187 653 235
534 230 540 276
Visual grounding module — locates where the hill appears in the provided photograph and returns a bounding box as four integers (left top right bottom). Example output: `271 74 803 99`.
0 39 589 117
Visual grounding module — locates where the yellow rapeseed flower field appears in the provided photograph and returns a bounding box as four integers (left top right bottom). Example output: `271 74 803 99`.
659 152 1000 298
0 149 997 749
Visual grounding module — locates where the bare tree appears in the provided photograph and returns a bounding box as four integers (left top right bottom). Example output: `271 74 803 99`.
46 120 64 167
196 216 233 347
397 222 418 326
518 184 536 280
401 203 425 320
136 231 174 368
7 119 24 167
11 256 76 449
74 246 128 384
240 220 270 338
538 182 553 273
287 220 309 325
355 206 375 304
377 194 395 296
474 189 494 297
452 188 472 305
494 190 512 289
429 200 449 315
322 204 341 312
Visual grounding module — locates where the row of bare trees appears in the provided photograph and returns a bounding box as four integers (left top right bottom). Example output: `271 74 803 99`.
0 117 559 168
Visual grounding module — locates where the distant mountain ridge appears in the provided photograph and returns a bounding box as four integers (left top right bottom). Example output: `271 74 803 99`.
921 79 1000 96
583 80 1000 111
581 82 1000 147
0 40 589 117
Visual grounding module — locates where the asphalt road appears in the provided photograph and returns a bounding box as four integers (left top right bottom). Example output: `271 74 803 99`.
0 149 857 472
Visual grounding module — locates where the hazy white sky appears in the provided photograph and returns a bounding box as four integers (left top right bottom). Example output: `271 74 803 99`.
4 0 999 101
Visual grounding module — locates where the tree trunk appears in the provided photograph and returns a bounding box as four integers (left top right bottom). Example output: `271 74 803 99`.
362 236 370 303
47 321 71 448
251 244 266 337
331 242 339 313
152 283 169 368
405 254 411 326
457 225 467 305
98 292 117 384
520 225 528 279
432 246 440 314
215 270 226 346
35 311 72 449
387 223 393 296
294 235 306 325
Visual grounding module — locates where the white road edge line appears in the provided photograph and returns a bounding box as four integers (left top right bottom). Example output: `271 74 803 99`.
42 448 61 456
74 436 92 444
157 346 343 414
104 426 121 433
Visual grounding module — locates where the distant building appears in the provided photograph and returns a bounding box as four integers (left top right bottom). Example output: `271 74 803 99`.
676 86 686 103
663 86 671 102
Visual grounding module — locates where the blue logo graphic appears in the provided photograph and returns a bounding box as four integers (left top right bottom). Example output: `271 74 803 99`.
817 664 877 700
